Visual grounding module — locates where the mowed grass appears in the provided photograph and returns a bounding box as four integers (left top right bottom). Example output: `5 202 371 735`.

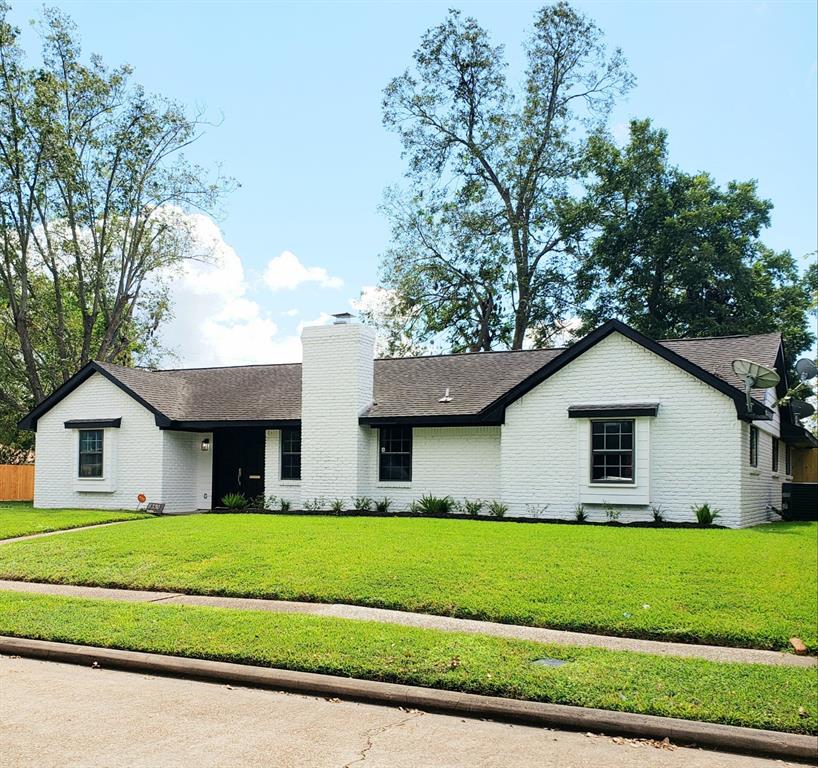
0 503 151 540
0 590 814 734
0 514 813 651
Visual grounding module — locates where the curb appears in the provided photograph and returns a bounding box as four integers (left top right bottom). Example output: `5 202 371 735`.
2 636 816 763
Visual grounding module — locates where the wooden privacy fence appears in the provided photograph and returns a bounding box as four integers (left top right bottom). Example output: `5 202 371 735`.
0 464 35 501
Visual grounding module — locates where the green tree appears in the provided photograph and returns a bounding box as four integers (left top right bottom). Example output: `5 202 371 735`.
376 3 632 353
573 119 815 362
0 4 227 446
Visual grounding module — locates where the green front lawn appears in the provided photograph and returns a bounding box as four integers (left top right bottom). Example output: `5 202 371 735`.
0 514 813 651
0 590 814 734
0 503 152 540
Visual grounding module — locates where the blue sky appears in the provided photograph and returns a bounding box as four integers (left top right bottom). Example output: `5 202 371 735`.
8 1 817 365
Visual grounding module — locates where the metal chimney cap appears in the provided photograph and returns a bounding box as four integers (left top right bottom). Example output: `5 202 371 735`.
332 312 355 325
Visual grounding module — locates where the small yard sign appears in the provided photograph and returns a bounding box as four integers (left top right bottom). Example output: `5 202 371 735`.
146 502 165 515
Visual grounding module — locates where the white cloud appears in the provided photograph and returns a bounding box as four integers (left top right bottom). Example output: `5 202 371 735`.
157 213 304 367
263 250 343 291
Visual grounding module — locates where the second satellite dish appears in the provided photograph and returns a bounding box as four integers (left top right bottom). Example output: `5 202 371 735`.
795 358 818 382
731 358 780 412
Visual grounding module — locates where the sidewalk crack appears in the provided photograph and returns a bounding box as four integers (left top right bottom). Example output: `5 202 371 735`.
341 710 423 768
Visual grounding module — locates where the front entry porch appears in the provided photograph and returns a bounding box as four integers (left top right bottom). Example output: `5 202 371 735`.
211 427 265 506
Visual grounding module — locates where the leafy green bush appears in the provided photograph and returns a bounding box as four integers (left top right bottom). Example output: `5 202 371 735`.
462 499 483 517
374 497 392 514
487 500 508 518
353 497 373 512
602 501 620 522
221 493 247 510
329 498 345 514
303 497 325 512
574 504 587 522
692 503 721 525
279 499 291 513
415 495 455 515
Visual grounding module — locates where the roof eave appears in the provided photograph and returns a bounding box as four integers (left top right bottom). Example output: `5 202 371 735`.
480 319 773 422
17 361 172 432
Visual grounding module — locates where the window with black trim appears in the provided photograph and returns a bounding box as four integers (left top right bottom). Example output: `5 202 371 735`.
749 426 759 467
379 426 412 482
771 437 779 473
785 444 792 475
78 429 103 478
280 427 301 480
591 420 634 483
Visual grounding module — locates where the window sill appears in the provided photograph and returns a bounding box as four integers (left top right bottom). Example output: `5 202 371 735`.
771 473 780 479
377 481 412 489
587 482 637 488
278 480 301 486
749 469 760 476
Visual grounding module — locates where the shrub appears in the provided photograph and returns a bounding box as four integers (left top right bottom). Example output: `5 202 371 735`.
221 493 247 510
651 504 666 523
692 503 721 525
353 496 373 512
525 503 549 518
407 500 422 514
574 504 587 522
248 494 266 510
374 497 392 514
462 499 483 517
415 495 455 515
487 500 508 518
263 495 278 511
329 498 345 514
303 497 325 512
279 499 291 513
602 501 621 522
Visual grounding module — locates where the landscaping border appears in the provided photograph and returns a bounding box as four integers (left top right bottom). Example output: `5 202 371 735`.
205 508 730 529
2 636 815 762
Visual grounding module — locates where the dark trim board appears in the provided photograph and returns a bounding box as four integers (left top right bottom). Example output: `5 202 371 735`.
568 404 659 419
359 414 504 428
163 419 300 432
64 418 122 429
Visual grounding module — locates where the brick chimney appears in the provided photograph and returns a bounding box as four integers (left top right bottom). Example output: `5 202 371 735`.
300 314 376 500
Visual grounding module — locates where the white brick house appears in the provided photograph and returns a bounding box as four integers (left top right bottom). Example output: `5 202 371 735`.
19 317 817 528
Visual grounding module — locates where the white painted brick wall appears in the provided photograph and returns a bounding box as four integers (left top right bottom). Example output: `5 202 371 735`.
500 332 752 527
355 426 501 511
160 430 213 513
300 323 376 500
264 429 302 509
33 372 164 511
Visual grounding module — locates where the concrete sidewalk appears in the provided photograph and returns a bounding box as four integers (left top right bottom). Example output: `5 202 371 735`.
1 578 812 668
0 654 804 768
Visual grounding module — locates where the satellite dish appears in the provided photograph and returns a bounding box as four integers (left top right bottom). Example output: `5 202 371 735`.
790 398 816 420
732 359 780 413
795 358 818 382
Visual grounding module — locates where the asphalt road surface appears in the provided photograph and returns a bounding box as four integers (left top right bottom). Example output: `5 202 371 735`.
0 655 804 768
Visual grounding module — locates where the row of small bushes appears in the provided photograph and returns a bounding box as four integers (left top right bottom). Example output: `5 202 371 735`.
572 502 721 526
220 493 509 517
219 493 721 526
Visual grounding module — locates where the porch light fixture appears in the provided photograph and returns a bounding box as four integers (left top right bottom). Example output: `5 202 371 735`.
201 438 210 452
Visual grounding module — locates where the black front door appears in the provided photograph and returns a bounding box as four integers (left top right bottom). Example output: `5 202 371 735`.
212 428 265 506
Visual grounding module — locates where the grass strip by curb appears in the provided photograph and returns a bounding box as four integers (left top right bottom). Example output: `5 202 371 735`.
0 506 152 540
0 590 815 735
0 515 812 652
5 637 817 763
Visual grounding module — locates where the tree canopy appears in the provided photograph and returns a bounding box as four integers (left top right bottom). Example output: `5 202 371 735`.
571 119 815 365
0 3 227 446
377 2 632 353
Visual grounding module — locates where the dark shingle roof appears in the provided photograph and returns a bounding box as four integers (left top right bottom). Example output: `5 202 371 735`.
660 332 781 396
88 328 781 425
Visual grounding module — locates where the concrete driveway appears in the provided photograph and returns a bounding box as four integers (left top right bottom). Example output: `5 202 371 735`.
0 655 803 768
